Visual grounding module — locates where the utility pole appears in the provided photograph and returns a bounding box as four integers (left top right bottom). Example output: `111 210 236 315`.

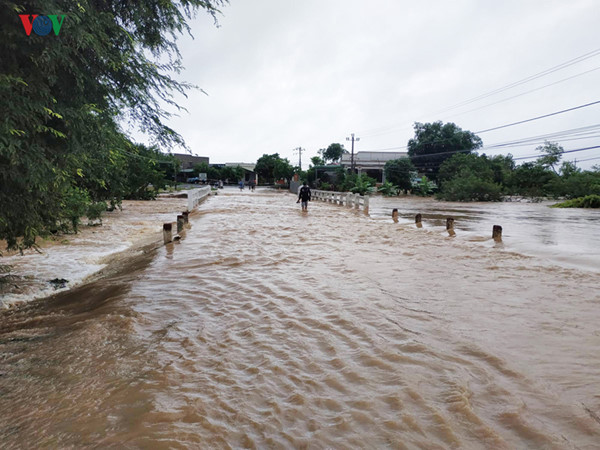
346 133 360 173
293 147 305 170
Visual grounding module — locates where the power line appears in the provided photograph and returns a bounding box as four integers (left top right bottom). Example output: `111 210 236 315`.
575 156 600 163
437 65 600 122
511 145 600 161
360 123 600 154
475 100 600 134
431 47 600 115
357 47 600 139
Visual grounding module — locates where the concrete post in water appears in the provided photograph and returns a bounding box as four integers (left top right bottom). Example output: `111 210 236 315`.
163 223 173 244
346 192 352 207
355 193 360 209
177 215 185 233
446 217 456 236
493 225 503 242
392 208 399 223
363 195 370 214
415 213 422 226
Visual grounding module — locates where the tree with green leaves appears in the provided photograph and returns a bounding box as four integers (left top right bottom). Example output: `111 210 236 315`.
437 153 502 201
322 143 347 164
384 158 416 193
1 0 226 250
407 121 482 180
536 141 564 174
255 153 294 184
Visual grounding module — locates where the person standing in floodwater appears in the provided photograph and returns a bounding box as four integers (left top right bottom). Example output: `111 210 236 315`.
297 182 311 211
239 180 244 191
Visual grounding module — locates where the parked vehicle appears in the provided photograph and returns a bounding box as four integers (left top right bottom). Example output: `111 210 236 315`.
186 177 200 184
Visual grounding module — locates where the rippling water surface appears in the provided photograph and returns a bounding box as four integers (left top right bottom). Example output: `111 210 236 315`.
1 190 599 448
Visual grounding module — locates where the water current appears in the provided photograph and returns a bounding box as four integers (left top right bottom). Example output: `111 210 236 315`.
1 190 599 448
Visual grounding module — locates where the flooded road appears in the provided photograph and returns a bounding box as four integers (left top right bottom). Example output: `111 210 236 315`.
1 190 600 448
369 196 600 272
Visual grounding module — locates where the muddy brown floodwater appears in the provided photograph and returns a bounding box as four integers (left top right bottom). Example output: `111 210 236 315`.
1 190 599 448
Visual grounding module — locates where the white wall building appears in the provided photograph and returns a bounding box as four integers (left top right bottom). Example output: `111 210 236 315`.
340 151 408 182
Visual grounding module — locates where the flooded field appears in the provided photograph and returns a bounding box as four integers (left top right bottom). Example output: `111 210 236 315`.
1 190 599 448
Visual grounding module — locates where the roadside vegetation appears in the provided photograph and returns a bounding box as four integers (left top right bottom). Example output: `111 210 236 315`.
1 0 226 251
303 122 600 205
551 195 600 208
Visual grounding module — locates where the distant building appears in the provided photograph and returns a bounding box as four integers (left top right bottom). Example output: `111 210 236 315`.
340 151 408 182
172 153 209 182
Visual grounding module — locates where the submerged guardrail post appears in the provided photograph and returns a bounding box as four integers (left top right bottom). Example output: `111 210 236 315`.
354 193 360 209
415 213 422 227
392 208 399 222
363 195 369 214
493 225 503 242
177 215 185 233
163 223 173 244
446 217 456 236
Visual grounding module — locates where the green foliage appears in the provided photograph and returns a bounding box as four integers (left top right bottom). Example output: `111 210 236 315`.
507 162 558 197
0 0 226 250
60 186 91 233
86 201 106 225
322 143 347 163
255 154 294 183
378 181 399 197
408 121 482 180
551 195 600 208
545 170 600 199
310 156 324 166
437 153 503 201
414 176 435 196
349 174 376 195
436 175 503 201
536 141 563 174
384 158 415 193
274 159 295 181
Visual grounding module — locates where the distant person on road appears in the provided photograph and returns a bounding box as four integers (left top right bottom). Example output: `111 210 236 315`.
239 180 244 191
297 182 311 211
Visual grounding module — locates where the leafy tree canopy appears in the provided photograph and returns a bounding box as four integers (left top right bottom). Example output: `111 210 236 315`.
322 143 347 164
255 153 294 183
536 141 563 174
407 121 482 180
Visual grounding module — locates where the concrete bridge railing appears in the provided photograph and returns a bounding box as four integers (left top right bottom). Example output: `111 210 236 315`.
187 186 211 211
312 190 369 212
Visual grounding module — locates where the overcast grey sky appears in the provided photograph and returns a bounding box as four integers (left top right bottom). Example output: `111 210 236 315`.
134 0 600 170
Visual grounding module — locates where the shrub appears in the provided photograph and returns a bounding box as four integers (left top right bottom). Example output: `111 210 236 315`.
551 194 600 208
437 175 502 201
378 181 399 197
